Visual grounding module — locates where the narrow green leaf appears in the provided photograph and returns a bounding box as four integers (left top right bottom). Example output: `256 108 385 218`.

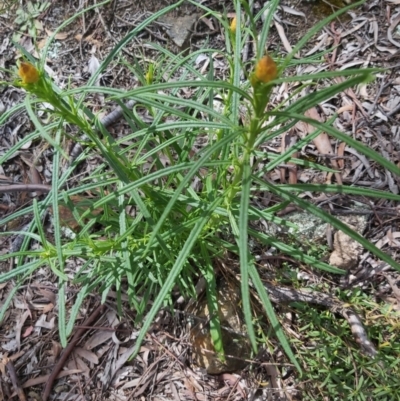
238 156 258 352
248 261 302 372
0 259 44 283
143 130 241 257
262 115 336 172
58 283 67 346
199 241 225 361
66 282 90 337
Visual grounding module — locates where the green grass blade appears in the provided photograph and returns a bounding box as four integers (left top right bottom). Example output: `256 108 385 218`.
248 261 302 372
262 115 336 172
199 241 225 361
66 281 90 337
231 0 242 128
238 157 257 352
0 259 44 283
256 0 280 57
24 96 67 158
58 282 67 346
254 152 339 173
32 199 48 248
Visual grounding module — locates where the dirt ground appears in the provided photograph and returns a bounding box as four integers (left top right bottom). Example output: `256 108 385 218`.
0 0 400 400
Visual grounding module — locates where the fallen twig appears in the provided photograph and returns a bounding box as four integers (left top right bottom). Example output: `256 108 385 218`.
42 304 106 401
264 283 378 357
6 358 27 401
0 184 51 193
69 99 136 166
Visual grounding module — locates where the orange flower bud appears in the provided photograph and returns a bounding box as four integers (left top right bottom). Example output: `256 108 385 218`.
251 55 277 86
18 62 40 84
230 16 237 34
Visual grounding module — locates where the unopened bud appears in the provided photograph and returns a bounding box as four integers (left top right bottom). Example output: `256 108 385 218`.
230 16 237 34
251 54 277 86
18 62 40 84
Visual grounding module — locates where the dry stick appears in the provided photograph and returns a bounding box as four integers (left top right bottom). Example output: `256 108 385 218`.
0 184 52 193
384 274 400 303
280 130 298 184
368 77 389 117
42 304 106 401
5 359 27 401
225 375 243 401
231 265 378 359
264 283 378 358
68 99 136 166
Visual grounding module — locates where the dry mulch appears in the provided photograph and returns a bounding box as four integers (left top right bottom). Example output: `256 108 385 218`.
0 0 399 400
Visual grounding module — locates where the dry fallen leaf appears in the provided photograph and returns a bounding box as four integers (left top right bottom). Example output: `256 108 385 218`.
75 33 102 46
50 195 103 232
45 28 68 40
69 353 91 378
34 314 56 330
74 347 99 364
15 310 31 351
304 107 343 185
37 38 47 49
22 326 34 338
337 141 346 169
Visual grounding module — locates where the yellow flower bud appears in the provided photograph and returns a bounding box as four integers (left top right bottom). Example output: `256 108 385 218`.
251 54 277 86
230 16 237 34
145 63 154 85
18 62 40 84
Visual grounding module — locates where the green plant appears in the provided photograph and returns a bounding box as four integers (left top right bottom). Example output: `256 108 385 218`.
290 289 400 400
12 1 50 42
1 0 399 378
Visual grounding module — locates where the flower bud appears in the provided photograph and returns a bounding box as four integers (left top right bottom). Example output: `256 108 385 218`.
251 54 277 86
230 16 237 34
145 62 155 85
18 62 40 84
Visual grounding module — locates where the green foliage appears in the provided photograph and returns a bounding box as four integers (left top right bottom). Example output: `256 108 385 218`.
12 1 50 42
1 0 400 395
290 289 400 400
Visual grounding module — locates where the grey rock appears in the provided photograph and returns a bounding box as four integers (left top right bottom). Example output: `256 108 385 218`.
161 13 199 48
